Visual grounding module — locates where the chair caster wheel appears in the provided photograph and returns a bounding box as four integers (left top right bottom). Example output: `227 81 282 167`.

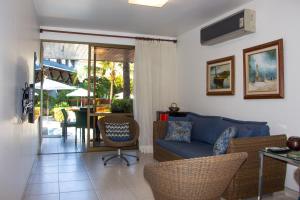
104 163 107 166
137 158 140 161
127 164 130 166
102 157 104 161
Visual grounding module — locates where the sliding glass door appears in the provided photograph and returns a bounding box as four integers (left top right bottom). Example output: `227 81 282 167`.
38 41 89 154
86 44 135 151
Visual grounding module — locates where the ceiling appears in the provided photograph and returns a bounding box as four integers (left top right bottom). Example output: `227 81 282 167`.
43 42 88 60
34 0 252 37
43 42 134 62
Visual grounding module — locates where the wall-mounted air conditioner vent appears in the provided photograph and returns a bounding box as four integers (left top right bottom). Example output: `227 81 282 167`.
201 9 256 45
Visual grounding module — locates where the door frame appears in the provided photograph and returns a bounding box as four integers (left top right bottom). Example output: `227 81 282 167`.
38 39 135 153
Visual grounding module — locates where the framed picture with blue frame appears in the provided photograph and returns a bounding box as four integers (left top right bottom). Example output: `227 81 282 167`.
243 39 284 99
206 56 235 95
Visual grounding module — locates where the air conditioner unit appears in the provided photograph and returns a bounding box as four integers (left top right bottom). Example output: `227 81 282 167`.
201 9 256 45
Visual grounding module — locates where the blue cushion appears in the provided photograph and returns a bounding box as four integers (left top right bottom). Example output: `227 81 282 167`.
222 117 267 125
164 121 192 143
187 113 225 145
222 120 269 138
105 122 131 142
213 127 237 155
236 127 254 137
222 117 269 137
168 116 190 121
245 125 269 137
225 125 269 138
186 113 270 144
156 139 214 158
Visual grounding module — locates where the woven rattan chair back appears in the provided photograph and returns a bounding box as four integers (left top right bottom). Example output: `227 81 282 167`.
144 152 248 200
97 116 139 148
97 116 140 166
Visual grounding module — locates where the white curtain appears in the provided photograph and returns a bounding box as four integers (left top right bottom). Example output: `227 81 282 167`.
134 40 178 153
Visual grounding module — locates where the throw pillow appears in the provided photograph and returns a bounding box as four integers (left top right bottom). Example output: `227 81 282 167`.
213 126 237 155
105 122 131 142
164 121 192 143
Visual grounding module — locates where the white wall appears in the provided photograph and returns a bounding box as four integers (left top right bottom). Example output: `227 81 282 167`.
177 0 300 191
0 0 40 199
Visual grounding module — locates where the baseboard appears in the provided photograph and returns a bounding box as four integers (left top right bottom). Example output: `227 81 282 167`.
21 154 38 200
139 145 153 154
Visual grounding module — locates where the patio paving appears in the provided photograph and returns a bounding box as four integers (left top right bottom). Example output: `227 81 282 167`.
41 116 86 154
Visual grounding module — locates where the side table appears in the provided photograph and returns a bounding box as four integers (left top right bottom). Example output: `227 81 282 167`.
258 149 300 200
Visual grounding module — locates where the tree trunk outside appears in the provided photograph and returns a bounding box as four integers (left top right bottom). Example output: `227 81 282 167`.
109 65 116 103
123 61 130 99
109 80 114 103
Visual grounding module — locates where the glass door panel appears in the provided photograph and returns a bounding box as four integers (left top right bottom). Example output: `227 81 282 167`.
87 44 135 150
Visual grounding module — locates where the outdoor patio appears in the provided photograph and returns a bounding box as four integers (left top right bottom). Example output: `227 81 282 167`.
41 116 86 154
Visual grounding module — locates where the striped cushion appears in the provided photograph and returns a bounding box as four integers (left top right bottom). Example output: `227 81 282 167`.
105 122 131 142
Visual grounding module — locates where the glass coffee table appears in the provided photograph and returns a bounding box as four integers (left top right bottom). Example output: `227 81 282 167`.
258 149 300 200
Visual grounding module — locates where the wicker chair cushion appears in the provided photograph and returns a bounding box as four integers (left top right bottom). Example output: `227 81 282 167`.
157 139 213 158
105 122 131 142
164 121 192 143
213 126 237 155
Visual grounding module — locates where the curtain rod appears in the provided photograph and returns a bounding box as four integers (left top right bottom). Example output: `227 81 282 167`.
40 29 177 43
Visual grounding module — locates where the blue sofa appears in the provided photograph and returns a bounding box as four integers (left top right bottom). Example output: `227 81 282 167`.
156 112 269 158
153 112 286 200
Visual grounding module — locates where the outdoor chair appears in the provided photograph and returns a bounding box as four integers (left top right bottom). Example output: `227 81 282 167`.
61 109 76 142
74 110 87 144
97 116 139 166
144 152 248 200
74 108 100 144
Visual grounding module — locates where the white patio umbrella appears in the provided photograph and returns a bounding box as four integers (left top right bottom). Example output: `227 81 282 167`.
66 88 93 97
35 78 76 116
35 78 76 91
66 88 93 107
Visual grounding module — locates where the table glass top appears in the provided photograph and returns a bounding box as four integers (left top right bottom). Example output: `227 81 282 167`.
261 148 300 164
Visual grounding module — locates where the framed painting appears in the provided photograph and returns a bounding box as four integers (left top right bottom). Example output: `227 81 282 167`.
243 39 284 99
207 56 235 95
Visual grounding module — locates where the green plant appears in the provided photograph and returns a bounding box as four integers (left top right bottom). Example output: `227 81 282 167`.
80 77 111 98
51 102 70 121
54 101 69 108
53 107 65 122
111 98 133 113
114 75 123 94
56 90 72 104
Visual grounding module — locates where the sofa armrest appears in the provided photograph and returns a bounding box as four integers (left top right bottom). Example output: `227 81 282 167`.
227 134 287 154
153 121 168 143
224 134 287 199
153 121 184 161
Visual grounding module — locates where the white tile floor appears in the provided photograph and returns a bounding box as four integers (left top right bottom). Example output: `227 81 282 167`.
41 124 89 154
24 152 299 200
24 151 154 200
41 116 86 154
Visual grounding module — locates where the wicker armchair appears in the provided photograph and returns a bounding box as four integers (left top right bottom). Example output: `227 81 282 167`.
97 116 139 166
144 152 248 200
